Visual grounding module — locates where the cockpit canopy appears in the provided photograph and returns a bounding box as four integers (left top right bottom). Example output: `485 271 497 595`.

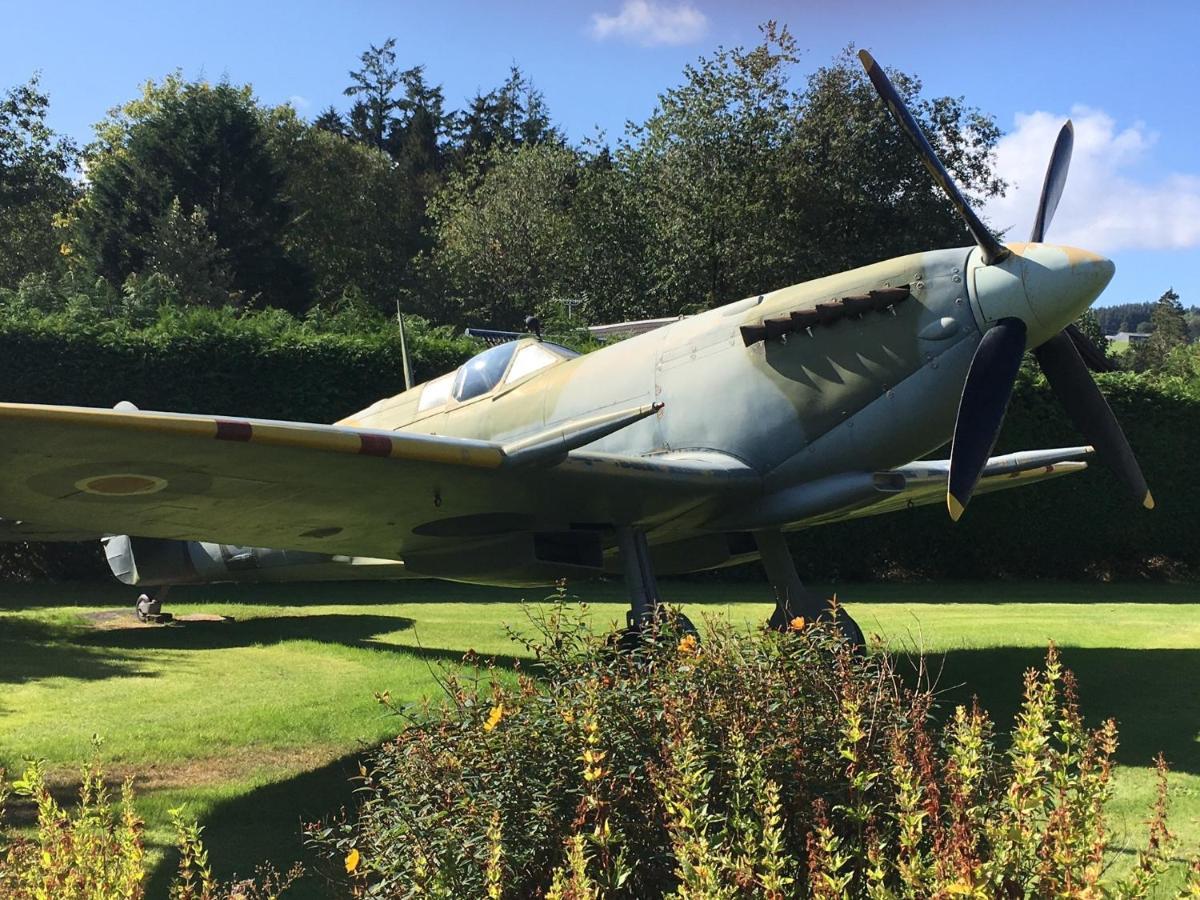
417 339 578 412
453 341 518 402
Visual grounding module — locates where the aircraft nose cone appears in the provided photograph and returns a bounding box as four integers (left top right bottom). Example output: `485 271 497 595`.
968 244 1115 348
1021 244 1114 336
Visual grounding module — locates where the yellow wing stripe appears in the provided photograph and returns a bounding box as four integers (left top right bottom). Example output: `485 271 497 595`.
0 403 505 469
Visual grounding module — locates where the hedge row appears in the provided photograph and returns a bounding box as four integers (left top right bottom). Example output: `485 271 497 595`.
0 320 1191 581
796 369 1195 580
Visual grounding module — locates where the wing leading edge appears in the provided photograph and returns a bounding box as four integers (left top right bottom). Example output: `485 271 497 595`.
710 447 1092 532
801 447 1093 528
0 401 749 562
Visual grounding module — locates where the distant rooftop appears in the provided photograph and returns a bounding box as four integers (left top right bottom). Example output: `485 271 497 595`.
1106 331 1152 343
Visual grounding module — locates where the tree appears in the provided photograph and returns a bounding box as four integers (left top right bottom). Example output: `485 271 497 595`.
1074 309 1110 358
332 43 449 267
616 23 809 313
449 66 560 167
142 196 232 306
75 77 307 310
1184 309 1200 342
1132 288 1188 372
313 105 347 136
343 38 405 151
426 142 582 328
614 26 1005 315
0 76 77 288
793 46 1004 273
569 144 653 323
272 112 421 310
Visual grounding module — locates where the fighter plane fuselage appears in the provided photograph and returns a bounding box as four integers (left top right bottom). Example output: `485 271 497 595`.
342 242 1105 495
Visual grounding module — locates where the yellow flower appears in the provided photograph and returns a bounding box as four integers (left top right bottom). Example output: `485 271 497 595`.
677 634 698 655
483 703 504 733
789 616 806 631
345 848 360 874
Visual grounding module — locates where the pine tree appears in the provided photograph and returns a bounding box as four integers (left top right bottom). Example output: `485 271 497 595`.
1132 288 1188 372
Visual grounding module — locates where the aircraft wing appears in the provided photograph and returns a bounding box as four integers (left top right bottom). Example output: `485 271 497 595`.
0 518 105 542
0 402 753 560
792 446 1093 529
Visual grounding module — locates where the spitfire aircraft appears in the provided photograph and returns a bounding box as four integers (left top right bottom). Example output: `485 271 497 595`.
0 53 1151 640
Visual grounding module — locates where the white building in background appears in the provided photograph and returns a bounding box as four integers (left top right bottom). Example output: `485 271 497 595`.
1106 331 1152 346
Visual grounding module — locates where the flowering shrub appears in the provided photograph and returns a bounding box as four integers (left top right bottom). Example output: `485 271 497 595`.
310 601 1200 898
0 752 300 900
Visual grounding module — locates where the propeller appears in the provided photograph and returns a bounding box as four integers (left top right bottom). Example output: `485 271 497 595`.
946 318 1027 520
1033 332 1152 509
1029 120 1073 243
858 50 1008 266
858 50 1153 519
1065 323 1119 373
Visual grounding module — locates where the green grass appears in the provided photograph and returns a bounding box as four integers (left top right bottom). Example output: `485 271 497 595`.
1 578 1198 896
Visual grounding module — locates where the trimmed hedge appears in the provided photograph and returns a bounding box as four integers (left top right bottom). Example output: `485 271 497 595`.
0 313 1191 581
0 310 475 423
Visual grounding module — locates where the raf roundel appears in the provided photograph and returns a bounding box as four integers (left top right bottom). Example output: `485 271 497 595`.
74 473 169 497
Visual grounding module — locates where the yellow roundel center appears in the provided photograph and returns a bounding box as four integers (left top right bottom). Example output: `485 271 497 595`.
74 474 168 496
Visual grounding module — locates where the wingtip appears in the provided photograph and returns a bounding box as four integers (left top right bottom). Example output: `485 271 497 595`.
947 493 965 522
857 48 875 68
1143 490 1155 510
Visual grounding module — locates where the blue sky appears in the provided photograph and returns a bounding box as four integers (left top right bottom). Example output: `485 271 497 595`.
3 0 1198 310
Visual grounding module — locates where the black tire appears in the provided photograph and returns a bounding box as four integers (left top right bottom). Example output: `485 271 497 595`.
614 605 697 651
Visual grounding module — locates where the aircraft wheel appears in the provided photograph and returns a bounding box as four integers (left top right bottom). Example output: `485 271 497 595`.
768 606 864 651
837 610 865 650
135 592 163 623
614 606 697 651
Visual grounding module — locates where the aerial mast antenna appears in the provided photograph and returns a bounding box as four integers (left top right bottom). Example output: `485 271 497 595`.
395 300 415 392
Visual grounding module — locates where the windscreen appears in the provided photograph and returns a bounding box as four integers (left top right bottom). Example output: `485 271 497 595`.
453 341 519 402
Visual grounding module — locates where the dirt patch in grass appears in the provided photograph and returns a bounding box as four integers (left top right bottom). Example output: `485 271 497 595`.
4 744 360 828
82 609 235 630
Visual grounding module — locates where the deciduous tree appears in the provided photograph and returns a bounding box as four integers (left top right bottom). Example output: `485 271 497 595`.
426 142 582 328
0 76 77 288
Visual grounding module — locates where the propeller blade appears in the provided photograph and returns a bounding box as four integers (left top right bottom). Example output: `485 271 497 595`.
1065 322 1118 373
948 317 1028 520
1033 330 1153 509
1030 121 1074 243
858 49 1009 266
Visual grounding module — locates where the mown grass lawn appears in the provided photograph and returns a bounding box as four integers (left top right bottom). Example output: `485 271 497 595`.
1 578 1197 897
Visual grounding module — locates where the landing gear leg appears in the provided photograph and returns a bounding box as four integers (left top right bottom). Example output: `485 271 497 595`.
135 585 173 624
616 527 694 643
754 530 863 646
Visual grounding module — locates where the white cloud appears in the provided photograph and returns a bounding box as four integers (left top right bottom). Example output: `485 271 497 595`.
983 107 1200 253
288 95 311 110
590 0 708 46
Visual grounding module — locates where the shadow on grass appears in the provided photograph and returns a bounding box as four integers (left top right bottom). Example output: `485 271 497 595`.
77 611 529 672
903 646 1200 775
0 617 149 686
144 751 366 900
0 579 539 611
79 613 420 654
